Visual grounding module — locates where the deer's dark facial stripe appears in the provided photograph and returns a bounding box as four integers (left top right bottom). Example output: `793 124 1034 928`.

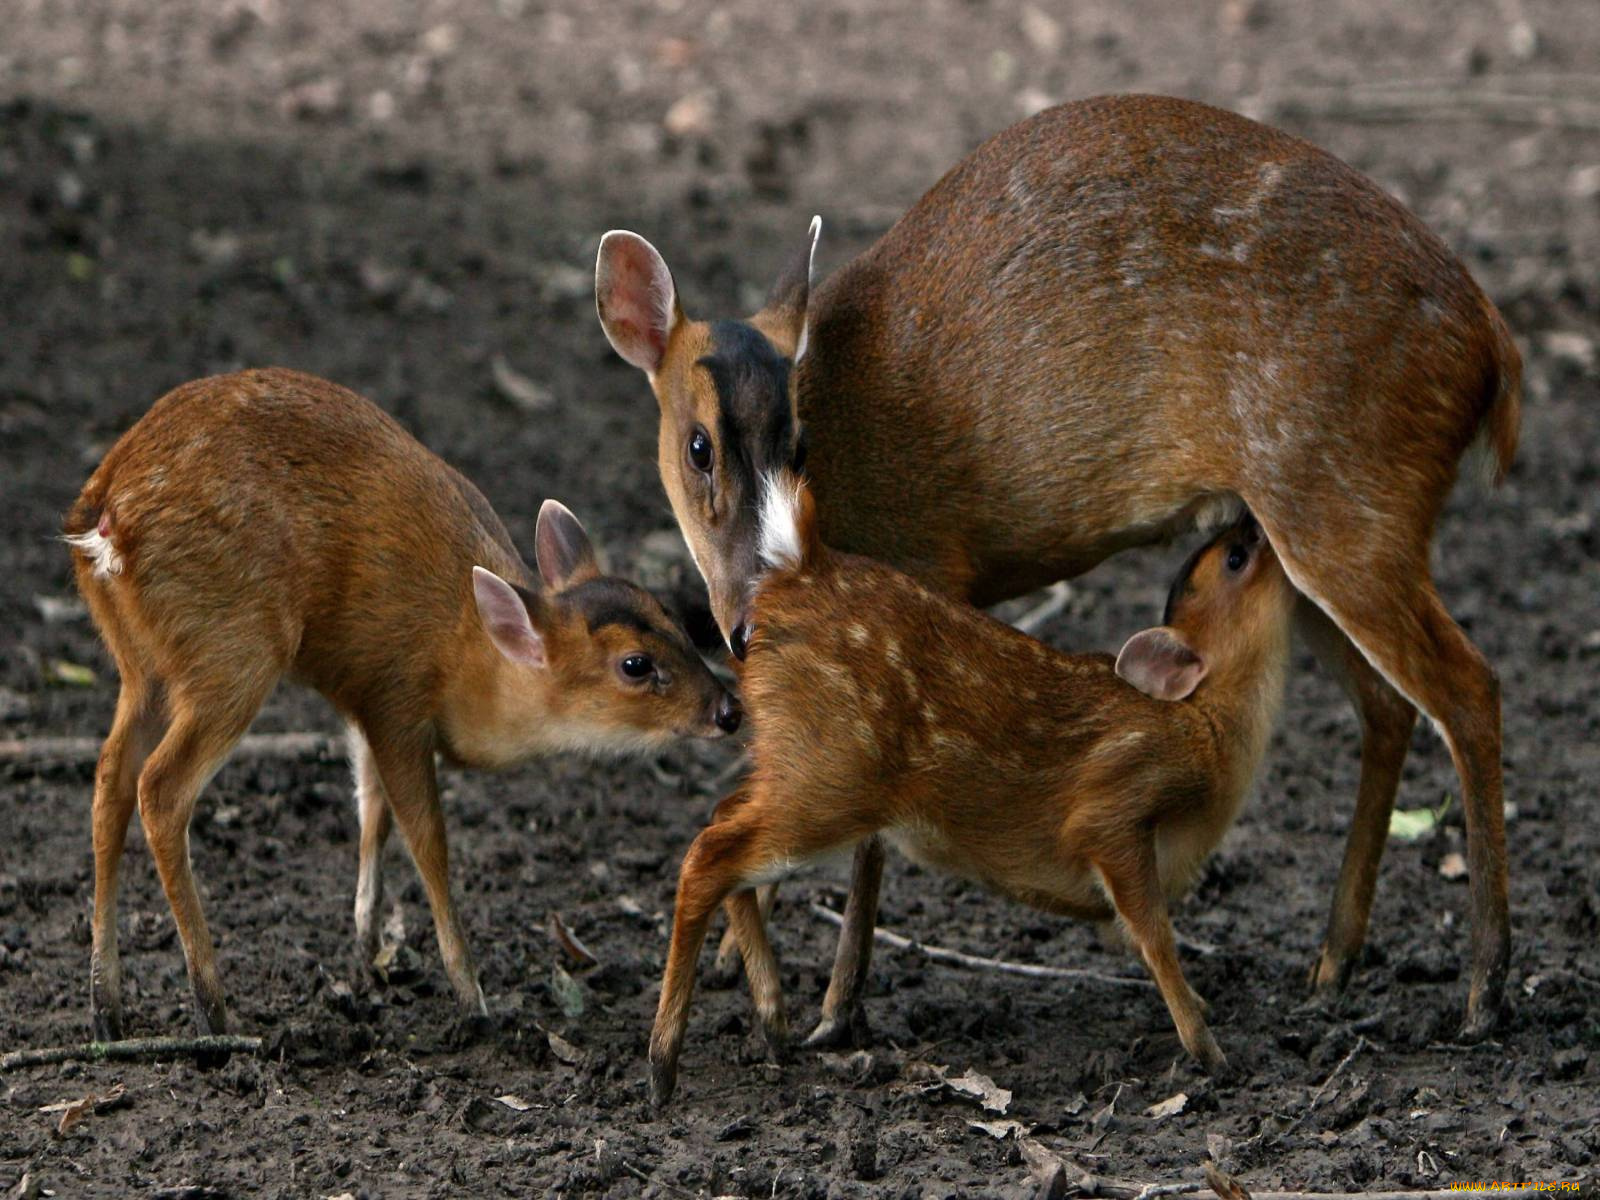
1162 512 1263 623
698 320 796 479
565 577 688 646
1163 540 1208 626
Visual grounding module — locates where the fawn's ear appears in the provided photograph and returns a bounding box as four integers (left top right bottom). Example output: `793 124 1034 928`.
1115 627 1207 701
473 566 546 669
534 499 601 590
596 230 682 375
757 215 821 361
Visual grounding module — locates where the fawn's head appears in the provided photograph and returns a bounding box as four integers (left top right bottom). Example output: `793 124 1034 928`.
596 219 820 655
470 501 740 756
1115 513 1294 702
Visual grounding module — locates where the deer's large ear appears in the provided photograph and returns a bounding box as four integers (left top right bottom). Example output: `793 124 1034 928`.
596 231 682 375
473 566 546 669
1115 627 1207 701
758 215 820 362
535 499 601 590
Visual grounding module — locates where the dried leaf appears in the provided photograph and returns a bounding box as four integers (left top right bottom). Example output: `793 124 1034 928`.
494 1093 535 1112
968 1118 1026 1139
44 1082 126 1136
1438 852 1468 880
383 903 406 948
1019 1137 1082 1199
945 1069 1012 1114
490 354 553 412
1389 794 1452 841
373 942 421 984
47 659 97 687
1090 1083 1123 1131
33 594 87 623
547 1031 583 1064
549 963 586 1019
663 91 714 137
1146 1091 1188 1120
1204 1161 1252 1200
547 911 598 968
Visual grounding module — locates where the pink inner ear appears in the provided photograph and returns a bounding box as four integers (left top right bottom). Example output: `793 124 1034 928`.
472 568 547 669
600 237 674 372
1115 628 1206 702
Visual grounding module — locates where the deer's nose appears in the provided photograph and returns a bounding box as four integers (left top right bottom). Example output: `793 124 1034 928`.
713 691 742 734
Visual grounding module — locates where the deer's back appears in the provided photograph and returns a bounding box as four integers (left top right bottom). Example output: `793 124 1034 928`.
800 94 1511 600
71 369 527 700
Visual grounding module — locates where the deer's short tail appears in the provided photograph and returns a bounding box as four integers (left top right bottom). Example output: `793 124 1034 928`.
1472 300 1522 488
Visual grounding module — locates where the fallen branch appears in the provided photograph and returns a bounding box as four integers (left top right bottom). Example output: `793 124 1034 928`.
810 903 1153 990
0 733 339 768
1132 1185 1202 1200
1 1035 263 1071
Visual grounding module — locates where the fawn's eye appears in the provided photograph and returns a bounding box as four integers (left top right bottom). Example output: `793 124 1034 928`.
1225 545 1249 573
620 653 654 680
688 428 713 473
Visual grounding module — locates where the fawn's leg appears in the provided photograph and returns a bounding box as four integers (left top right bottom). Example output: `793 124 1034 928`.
710 883 777 985
1096 838 1227 1074
366 725 485 1015
806 835 886 1048
348 723 394 968
89 681 165 1040
726 888 788 1054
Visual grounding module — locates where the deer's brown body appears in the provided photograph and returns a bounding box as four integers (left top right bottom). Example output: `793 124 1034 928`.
647 483 1294 1103
68 368 736 1039
598 93 1519 1040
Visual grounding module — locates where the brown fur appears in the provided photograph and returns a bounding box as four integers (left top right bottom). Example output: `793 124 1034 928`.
67 368 733 1039
599 94 1520 1038
647 488 1295 1103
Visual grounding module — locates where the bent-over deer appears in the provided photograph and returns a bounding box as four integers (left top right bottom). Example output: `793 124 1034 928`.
66 368 740 1039
648 477 1296 1103
597 93 1520 1041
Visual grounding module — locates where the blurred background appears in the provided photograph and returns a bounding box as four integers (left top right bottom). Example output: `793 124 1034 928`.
2 1 1597 1193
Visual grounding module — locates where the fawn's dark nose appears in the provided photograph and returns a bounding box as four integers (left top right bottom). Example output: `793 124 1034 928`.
729 621 752 661
714 692 743 734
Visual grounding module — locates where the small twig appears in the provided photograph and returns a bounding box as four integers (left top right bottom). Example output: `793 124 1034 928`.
810 903 1153 989
1010 581 1074 636
618 1159 696 1199
0 733 340 768
1276 1034 1367 1140
2 1035 263 1071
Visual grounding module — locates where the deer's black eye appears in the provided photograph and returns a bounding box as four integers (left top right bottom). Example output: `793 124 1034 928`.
620 653 654 680
1226 545 1249 573
688 428 713 473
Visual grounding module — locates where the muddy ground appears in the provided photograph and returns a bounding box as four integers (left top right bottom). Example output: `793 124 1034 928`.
2 1 1598 1195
